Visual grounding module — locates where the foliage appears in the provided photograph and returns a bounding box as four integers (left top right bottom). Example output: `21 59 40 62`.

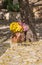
14 3 20 12
3 0 13 11
3 0 20 11
3 0 8 9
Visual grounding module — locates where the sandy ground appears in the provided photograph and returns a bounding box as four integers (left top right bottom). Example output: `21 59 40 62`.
0 40 42 65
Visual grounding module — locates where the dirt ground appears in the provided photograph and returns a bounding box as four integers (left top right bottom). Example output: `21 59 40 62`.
0 40 42 65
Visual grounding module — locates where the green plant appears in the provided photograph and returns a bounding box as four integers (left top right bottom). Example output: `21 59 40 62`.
3 0 20 11
14 3 20 12
3 0 14 11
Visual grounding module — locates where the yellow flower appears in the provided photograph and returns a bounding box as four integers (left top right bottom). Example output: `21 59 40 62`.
10 22 23 33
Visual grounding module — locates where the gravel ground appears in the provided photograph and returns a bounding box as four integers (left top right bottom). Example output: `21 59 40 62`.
0 40 42 65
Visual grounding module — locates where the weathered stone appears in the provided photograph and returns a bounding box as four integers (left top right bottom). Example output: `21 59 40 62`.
26 29 34 42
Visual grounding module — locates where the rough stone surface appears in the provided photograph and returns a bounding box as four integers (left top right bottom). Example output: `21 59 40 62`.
0 40 42 65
